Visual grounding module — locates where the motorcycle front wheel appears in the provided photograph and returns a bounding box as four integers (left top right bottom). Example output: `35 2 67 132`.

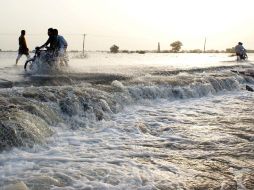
24 59 33 71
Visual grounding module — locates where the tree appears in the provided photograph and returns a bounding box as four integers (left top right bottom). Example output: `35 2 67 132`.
189 49 202 53
170 41 183 53
110 45 119 53
226 47 235 53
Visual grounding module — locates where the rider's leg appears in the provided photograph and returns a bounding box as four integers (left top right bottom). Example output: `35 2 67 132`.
58 48 65 66
236 53 239 61
64 48 68 66
59 48 68 66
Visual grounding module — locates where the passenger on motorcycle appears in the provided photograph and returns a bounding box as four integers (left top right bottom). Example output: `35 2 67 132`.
53 29 68 66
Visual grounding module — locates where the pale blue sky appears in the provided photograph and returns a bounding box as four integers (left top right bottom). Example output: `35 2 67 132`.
0 0 253 51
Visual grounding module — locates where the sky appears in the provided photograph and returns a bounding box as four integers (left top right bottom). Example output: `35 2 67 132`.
0 0 253 51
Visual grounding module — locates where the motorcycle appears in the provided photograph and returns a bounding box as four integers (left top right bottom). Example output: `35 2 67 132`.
236 51 248 61
24 47 68 72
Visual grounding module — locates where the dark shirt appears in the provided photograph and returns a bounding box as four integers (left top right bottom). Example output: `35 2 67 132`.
41 35 58 50
18 35 29 55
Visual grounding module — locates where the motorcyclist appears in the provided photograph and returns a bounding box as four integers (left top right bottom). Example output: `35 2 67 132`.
37 28 58 52
235 42 247 60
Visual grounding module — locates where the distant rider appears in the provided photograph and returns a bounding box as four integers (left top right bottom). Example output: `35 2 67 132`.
54 29 68 66
235 42 247 60
16 30 30 65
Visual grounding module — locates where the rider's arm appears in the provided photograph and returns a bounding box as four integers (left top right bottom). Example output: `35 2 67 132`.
38 38 51 49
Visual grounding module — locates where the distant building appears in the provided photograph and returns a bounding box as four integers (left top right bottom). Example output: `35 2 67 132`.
0 49 2 52
157 42 160 53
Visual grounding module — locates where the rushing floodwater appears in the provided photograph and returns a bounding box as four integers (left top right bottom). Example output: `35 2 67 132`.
0 52 253 190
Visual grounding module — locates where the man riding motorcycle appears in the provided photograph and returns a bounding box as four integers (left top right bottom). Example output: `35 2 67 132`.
37 28 58 51
24 28 68 71
235 42 247 60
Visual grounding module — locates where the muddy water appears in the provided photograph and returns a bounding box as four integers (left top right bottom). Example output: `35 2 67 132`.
0 52 253 189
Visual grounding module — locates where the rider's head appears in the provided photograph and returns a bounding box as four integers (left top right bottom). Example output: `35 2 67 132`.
53 29 58 36
21 30 26 35
47 28 54 36
238 42 243 45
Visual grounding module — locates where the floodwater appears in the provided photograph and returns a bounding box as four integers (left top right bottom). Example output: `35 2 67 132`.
0 52 253 190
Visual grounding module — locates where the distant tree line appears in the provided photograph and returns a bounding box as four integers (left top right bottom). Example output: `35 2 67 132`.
110 41 254 54
225 47 235 53
110 40 184 53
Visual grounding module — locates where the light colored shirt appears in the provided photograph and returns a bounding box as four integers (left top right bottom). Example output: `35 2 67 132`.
235 44 245 54
58 35 68 49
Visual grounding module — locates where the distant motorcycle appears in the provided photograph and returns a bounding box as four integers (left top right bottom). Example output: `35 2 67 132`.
24 47 68 71
236 51 248 61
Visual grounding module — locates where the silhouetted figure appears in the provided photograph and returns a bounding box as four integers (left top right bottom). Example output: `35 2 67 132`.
16 30 30 64
37 28 58 51
235 42 247 60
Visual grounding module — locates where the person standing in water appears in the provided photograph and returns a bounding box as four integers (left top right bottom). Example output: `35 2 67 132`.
16 30 30 64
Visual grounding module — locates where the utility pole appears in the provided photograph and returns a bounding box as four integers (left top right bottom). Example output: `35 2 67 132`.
203 37 206 53
157 42 160 53
82 34 86 56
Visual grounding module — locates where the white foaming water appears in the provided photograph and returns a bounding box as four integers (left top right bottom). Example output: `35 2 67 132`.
1 92 253 189
0 52 253 189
